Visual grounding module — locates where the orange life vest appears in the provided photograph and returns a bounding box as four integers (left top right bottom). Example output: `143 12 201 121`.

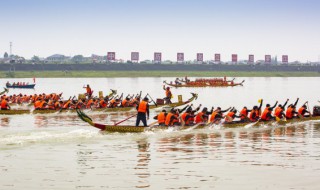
249 110 258 121
298 107 305 115
100 100 107 108
165 90 172 98
195 112 204 123
165 112 174 126
121 99 128 107
209 111 218 122
261 109 271 120
138 101 147 113
240 108 248 120
34 100 41 109
1 100 8 109
274 107 283 118
157 112 166 124
286 107 294 119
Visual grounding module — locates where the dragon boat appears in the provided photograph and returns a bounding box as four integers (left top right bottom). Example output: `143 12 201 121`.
163 80 245 88
0 88 9 95
6 83 36 89
76 108 320 133
0 93 198 115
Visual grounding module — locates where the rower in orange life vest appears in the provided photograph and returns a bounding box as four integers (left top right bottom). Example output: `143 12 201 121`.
264 101 278 113
181 104 202 126
209 107 232 123
163 85 172 104
165 109 179 126
1 97 11 110
224 109 241 123
298 101 310 117
195 107 214 124
274 99 289 119
239 106 251 122
84 84 93 99
286 98 299 119
153 110 167 126
136 97 150 127
260 107 275 121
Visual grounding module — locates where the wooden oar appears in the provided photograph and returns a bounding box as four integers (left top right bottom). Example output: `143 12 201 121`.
114 114 138 126
147 93 157 107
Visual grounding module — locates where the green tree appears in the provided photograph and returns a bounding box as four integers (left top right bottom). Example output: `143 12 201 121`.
72 55 84 63
4 52 8 58
32 55 40 63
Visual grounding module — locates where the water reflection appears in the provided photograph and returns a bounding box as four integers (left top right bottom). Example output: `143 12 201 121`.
0 117 10 127
135 139 151 188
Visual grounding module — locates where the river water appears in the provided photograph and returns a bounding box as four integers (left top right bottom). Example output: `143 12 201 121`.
1 77 320 190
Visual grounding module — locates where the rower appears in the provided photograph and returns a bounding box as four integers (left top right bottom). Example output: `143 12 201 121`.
181 105 201 126
121 97 130 107
286 105 298 119
249 106 260 122
286 98 299 119
153 110 167 126
274 105 286 119
209 107 232 123
261 107 275 121
239 106 251 122
165 108 179 126
163 86 172 104
1 97 11 110
136 97 149 127
195 107 214 124
264 101 278 112
274 99 289 117
225 109 241 123
298 102 310 117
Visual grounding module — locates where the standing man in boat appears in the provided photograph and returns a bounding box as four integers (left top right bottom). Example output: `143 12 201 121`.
136 97 150 127
84 84 93 99
163 85 172 104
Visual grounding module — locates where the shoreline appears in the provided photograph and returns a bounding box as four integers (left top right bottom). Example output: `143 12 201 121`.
1 71 320 78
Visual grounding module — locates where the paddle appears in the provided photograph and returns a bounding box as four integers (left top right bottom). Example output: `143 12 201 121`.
114 114 138 126
147 93 157 107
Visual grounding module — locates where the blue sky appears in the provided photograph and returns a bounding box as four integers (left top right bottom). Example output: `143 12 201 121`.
0 0 319 62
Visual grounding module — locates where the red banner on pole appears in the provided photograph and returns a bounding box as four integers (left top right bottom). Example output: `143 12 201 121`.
282 55 288 63
248 55 254 64
214 54 221 62
232 54 237 63
154 52 162 63
177 53 184 62
197 53 203 62
265 55 271 63
107 52 115 61
131 52 139 61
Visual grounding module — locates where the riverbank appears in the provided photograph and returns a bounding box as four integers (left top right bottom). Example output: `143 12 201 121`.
1 70 320 78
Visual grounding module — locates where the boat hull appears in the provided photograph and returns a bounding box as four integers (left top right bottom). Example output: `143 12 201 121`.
6 84 36 89
92 116 320 133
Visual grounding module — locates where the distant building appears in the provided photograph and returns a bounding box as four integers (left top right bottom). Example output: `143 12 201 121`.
46 54 67 62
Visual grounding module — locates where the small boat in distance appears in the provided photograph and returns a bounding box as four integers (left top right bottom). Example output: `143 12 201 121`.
6 81 36 89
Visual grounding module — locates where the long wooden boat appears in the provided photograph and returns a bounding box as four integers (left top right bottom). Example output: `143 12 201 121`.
0 93 198 115
76 109 205 133
76 108 320 133
163 80 244 88
6 84 36 89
